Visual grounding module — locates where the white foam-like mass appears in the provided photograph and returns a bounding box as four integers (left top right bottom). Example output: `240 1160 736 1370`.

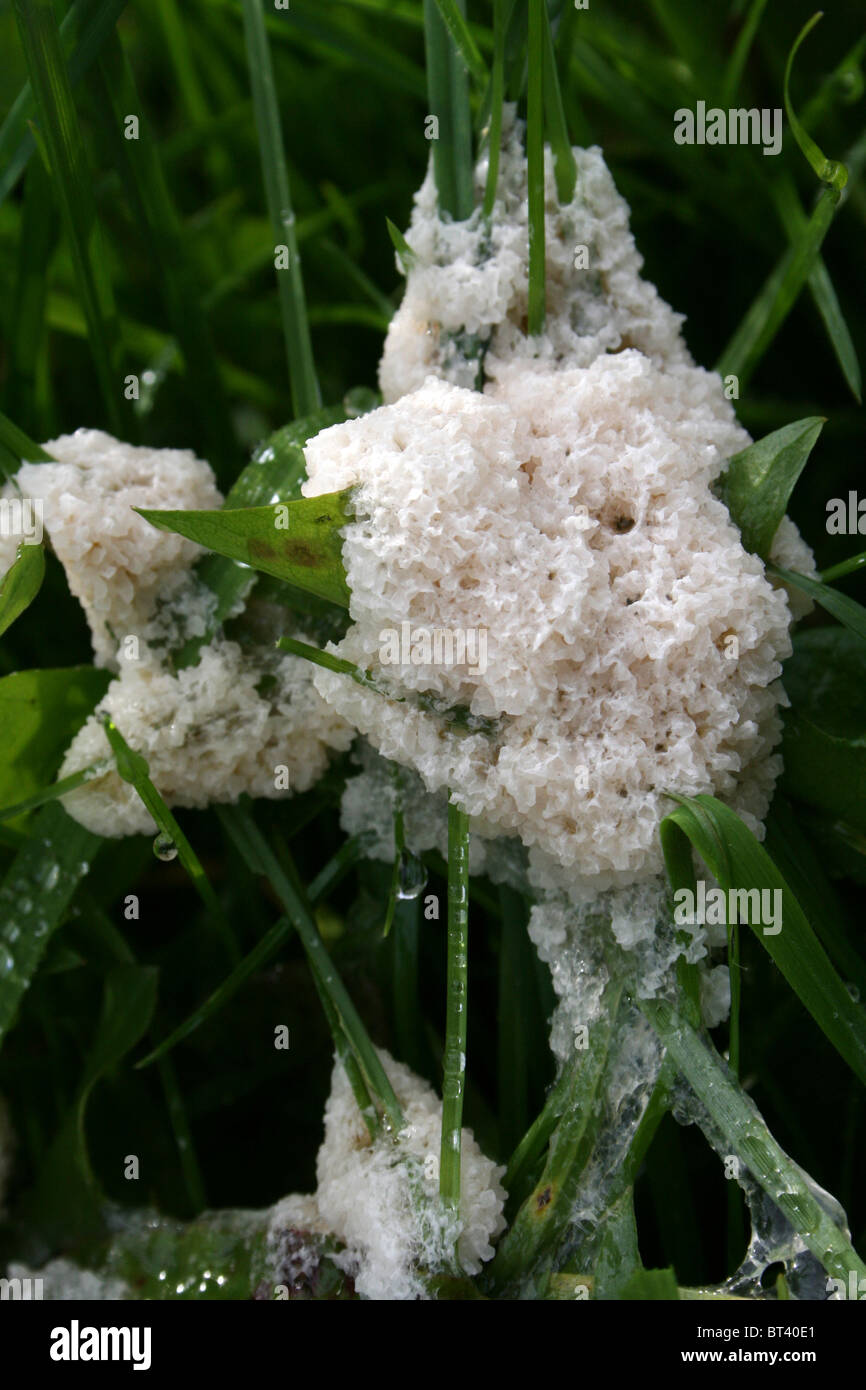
268 1049 507 1301
379 107 690 402
59 637 354 837
304 352 801 896
0 429 222 668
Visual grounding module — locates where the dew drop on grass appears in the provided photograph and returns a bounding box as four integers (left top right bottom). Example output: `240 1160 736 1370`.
397 847 427 900
153 832 178 862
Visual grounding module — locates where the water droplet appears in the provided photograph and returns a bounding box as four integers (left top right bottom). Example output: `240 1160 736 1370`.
397 848 427 900
153 832 178 862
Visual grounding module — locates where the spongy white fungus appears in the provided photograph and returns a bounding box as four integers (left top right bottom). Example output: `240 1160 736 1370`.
304 353 805 898
0 429 353 836
269 1049 507 1301
0 430 222 668
380 107 690 402
59 637 354 837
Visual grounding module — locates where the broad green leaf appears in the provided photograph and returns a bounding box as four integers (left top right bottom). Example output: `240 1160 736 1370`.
781 713 866 836
138 492 354 609
0 542 45 637
768 564 866 642
718 417 823 559
660 794 866 1086
175 405 347 669
0 665 110 816
641 997 866 1286
619 1265 680 1301
0 803 100 1050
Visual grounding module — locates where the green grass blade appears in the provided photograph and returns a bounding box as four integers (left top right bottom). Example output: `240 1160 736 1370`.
156 1053 207 1212
216 802 405 1132
0 542 45 637
439 800 469 1219
784 12 849 192
718 416 824 558
773 177 861 402
0 0 129 208
3 157 57 428
423 0 474 219
138 916 291 1068
541 0 576 205
769 564 866 642
0 803 99 1051
13 0 125 434
481 0 507 219
721 0 770 106
139 832 365 1068
527 0 546 335
641 996 866 1286
240 0 321 417
92 34 237 470
433 0 487 85
138 491 353 610
715 185 843 387
660 794 866 1086
0 763 109 824
101 717 235 960
821 551 866 584
0 409 53 464
487 980 625 1294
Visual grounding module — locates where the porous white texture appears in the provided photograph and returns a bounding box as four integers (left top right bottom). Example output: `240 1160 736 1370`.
304 352 798 896
768 514 818 622
0 429 222 667
58 638 354 837
303 1049 506 1300
379 108 690 404
700 963 733 1030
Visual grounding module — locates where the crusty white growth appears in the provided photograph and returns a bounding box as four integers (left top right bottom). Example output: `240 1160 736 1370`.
380 107 690 404
0 1095 13 1217
59 638 354 837
0 429 222 667
276 1049 506 1301
767 514 818 622
304 351 798 896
